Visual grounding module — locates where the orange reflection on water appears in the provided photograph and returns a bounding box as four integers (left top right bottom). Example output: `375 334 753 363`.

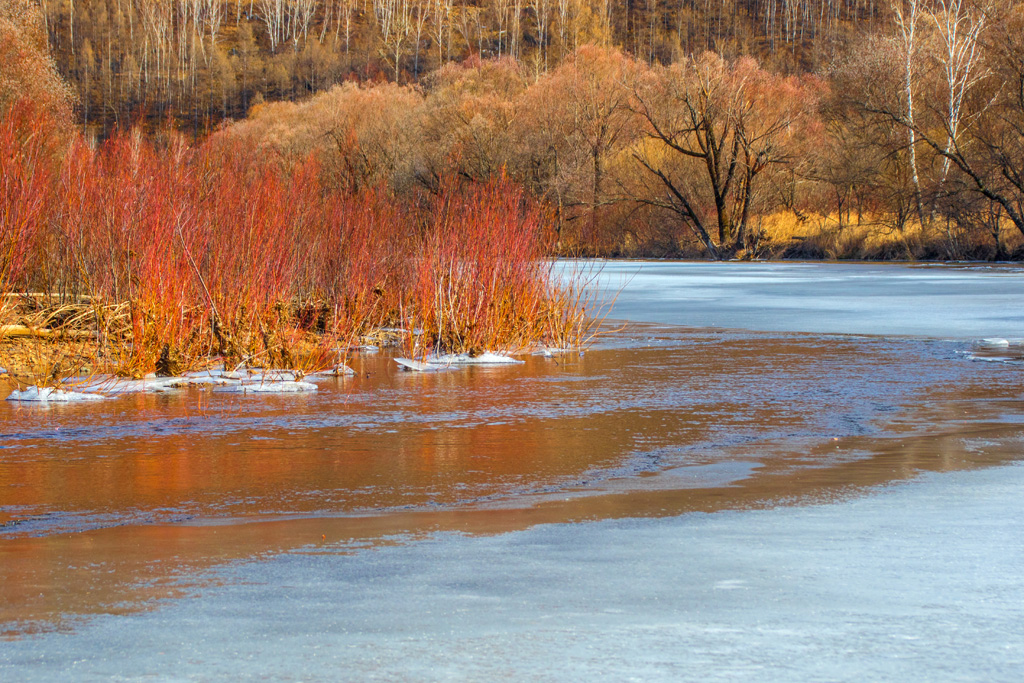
2 328 1024 636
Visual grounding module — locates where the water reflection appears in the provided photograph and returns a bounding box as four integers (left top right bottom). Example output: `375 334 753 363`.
2 324 1023 635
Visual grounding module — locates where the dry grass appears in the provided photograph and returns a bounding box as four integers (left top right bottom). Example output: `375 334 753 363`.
752 211 1023 260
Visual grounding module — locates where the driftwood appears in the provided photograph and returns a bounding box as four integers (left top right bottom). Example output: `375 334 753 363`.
0 324 95 340
2 293 98 301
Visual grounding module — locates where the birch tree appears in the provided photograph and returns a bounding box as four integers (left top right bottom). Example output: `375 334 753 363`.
892 0 925 227
256 0 285 51
929 0 988 182
375 0 413 81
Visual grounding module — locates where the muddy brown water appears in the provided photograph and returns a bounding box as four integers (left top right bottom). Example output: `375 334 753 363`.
2 324 1023 637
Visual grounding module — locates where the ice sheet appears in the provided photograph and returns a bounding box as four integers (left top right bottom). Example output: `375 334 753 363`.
4 464 1023 680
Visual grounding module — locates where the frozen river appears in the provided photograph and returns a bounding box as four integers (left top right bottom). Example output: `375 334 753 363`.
3 261 1024 680
593 260 1024 337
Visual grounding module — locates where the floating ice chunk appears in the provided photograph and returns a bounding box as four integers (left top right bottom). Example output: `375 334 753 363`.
308 365 356 378
167 369 308 387
396 352 523 371
167 371 239 387
394 358 451 372
221 369 299 382
213 381 318 394
426 352 524 365
75 376 180 395
979 338 1011 347
531 346 582 358
966 354 1023 364
6 386 108 402
250 371 299 383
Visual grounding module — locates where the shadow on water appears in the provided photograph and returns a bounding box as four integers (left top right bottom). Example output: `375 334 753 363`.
2 323 1023 636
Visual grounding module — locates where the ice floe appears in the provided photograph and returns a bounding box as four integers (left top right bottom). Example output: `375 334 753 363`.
5 367 331 401
6 386 109 402
968 337 1024 364
219 369 299 382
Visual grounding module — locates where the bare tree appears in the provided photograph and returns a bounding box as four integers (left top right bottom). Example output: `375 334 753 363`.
892 0 926 227
632 54 816 257
929 0 988 182
412 0 430 75
429 0 453 64
529 0 550 71
375 0 413 81
290 0 317 49
256 0 286 52
521 46 645 246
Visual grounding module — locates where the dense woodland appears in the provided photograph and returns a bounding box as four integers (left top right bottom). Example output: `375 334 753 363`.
3 0 1024 263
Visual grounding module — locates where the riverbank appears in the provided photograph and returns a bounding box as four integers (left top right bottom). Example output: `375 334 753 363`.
596 214 1024 261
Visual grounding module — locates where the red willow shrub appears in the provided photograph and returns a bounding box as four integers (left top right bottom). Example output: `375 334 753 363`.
409 175 557 356
2 105 590 379
0 100 57 288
